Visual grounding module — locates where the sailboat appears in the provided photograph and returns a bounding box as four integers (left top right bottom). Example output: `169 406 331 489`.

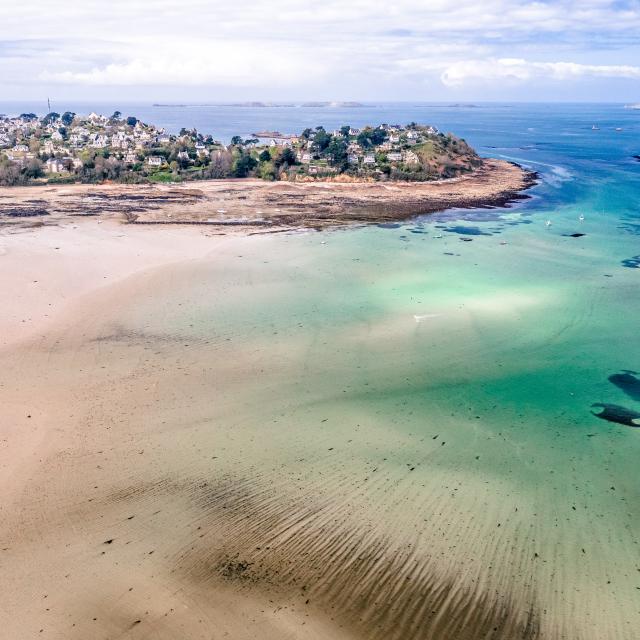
591 124 600 131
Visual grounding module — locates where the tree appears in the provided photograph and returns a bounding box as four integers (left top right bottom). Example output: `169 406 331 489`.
61 111 76 126
340 125 351 137
276 147 297 167
232 151 257 177
313 127 331 151
300 128 313 140
126 116 138 127
42 112 60 125
19 113 37 121
111 110 122 120
24 158 44 179
326 137 347 166
230 135 243 146
258 149 272 162
259 161 276 180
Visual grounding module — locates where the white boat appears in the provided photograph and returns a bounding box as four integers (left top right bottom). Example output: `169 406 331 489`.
591 125 600 130
624 104 640 110
545 220 552 227
578 214 585 221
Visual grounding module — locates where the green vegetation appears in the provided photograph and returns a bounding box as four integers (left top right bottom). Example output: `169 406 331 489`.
0 113 482 186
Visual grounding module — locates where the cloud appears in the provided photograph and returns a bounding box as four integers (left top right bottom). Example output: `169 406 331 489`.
40 42 318 87
2 1 640 99
439 58 640 86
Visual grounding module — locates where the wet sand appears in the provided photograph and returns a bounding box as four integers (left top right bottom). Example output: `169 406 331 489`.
0 159 535 232
2 195 637 639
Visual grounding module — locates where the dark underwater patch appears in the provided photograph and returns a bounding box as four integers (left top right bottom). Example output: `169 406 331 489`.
621 255 640 268
591 403 640 427
443 225 491 236
619 222 640 236
632 154 640 162
562 232 586 238
377 222 402 229
608 370 640 401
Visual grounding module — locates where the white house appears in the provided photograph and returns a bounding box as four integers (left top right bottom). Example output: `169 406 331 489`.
147 155 164 167
363 154 376 165
124 152 138 164
387 152 403 162
45 158 66 173
347 154 359 164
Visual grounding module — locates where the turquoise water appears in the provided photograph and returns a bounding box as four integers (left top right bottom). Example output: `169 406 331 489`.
35 103 640 638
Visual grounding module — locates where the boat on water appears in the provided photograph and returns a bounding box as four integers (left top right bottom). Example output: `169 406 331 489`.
624 103 640 110
579 214 585 221
591 125 600 130
545 220 552 227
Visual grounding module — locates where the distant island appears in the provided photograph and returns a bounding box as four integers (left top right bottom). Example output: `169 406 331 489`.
0 111 483 186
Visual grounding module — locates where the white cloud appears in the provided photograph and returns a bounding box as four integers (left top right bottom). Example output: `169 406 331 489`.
439 58 640 86
40 42 318 87
2 1 640 98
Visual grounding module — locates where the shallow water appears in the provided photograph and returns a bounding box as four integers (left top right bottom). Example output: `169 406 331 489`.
8 103 640 638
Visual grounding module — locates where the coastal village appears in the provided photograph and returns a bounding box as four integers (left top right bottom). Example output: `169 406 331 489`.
0 110 482 186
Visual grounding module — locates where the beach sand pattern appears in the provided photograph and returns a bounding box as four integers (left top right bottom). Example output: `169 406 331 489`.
2 104 640 640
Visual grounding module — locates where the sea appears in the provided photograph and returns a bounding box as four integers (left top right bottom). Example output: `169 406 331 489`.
3 101 640 638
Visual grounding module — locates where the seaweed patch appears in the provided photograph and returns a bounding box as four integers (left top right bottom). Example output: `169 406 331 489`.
591 403 640 427
608 370 640 401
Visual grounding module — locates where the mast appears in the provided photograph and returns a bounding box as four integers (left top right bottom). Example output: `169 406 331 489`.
47 97 51 112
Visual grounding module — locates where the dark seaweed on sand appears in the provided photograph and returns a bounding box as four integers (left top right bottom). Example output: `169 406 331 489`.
608 370 640 401
591 403 640 427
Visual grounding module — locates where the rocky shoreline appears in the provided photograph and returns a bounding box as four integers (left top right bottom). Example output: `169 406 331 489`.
0 159 536 233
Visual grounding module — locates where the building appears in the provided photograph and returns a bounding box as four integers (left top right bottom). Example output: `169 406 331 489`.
147 155 164 167
363 154 376 165
45 158 66 173
387 152 403 162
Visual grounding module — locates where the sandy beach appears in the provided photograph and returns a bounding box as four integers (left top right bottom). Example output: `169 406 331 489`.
2 161 637 640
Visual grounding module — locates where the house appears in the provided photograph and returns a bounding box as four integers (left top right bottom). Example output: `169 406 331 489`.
349 128 360 135
363 154 376 165
13 144 29 153
300 152 312 163
147 155 164 167
72 158 83 169
42 141 55 154
347 154 360 164
387 152 403 162
124 152 137 164
45 158 66 173
90 134 109 148
157 135 172 144
389 135 400 143
177 151 190 161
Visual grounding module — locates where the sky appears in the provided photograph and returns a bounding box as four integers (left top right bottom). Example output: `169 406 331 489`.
1 0 640 103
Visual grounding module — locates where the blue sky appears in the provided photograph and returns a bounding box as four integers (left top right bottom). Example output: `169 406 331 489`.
1 0 640 102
